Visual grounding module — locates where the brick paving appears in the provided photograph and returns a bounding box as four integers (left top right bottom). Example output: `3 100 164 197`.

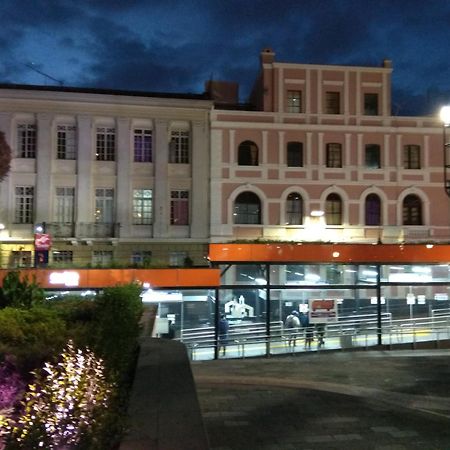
192 350 450 450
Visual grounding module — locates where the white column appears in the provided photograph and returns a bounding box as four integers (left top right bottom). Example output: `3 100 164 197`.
153 119 169 238
191 120 209 238
76 115 93 223
35 113 54 223
116 118 131 237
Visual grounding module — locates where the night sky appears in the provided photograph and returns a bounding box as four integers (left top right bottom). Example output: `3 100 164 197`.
1 0 449 116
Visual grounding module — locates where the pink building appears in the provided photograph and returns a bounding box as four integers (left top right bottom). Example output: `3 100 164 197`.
209 49 449 244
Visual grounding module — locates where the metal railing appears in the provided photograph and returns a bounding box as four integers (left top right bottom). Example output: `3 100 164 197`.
179 313 450 361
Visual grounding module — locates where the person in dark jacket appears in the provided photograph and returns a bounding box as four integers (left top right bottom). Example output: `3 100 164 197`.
218 314 229 355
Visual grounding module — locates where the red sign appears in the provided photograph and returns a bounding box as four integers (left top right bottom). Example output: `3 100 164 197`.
34 233 52 250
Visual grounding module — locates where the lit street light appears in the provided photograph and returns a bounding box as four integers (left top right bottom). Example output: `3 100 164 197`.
439 105 450 197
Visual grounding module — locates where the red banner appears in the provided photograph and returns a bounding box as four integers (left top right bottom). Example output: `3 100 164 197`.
34 233 52 250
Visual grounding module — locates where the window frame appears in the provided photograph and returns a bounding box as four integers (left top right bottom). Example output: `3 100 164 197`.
95 188 114 223
96 127 116 161
325 91 340 114
286 142 303 167
365 193 381 226
54 187 75 223
326 143 342 168
364 93 379 116
287 90 302 113
286 192 303 225
133 189 153 225
17 124 36 158
134 129 152 162
238 141 259 166
56 125 77 160
325 193 342 226
14 186 34 224
403 195 423 226
403 144 421 169
365 144 381 169
169 129 190 164
234 192 261 224
170 190 189 225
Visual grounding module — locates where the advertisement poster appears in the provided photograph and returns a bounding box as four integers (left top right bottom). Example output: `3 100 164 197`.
308 299 338 323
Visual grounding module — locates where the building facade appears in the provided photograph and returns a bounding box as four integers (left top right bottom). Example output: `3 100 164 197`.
210 49 449 244
0 86 212 268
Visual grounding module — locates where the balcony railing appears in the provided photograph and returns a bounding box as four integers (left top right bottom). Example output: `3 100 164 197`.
45 222 120 238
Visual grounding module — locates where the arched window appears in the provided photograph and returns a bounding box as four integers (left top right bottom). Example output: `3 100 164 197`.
403 194 422 225
234 192 261 224
286 142 303 167
365 194 381 226
286 192 303 225
325 193 342 225
238 141 259 166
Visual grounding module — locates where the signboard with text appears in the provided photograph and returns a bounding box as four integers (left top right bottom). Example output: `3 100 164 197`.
308 299 338 323
34 233 52 250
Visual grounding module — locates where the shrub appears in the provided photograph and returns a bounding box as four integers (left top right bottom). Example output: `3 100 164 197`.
2 341 114 450
0 272 45 309
0 307 67 373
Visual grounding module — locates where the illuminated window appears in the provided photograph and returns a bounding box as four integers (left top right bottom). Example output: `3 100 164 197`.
57 125 77 160
325 193 342 225
96 127 115 161
365 194 381 226
134 129 152 162
286 192 303 225
14 186 34 224
133 189 152 224
287 90 302 113
169 129 189 163
238 141 259 166
287 142 303 167
404 145 421 169
17 124 36 158
326 143 342 168
170 190 189 225
234 192 261 224
403 194 422 225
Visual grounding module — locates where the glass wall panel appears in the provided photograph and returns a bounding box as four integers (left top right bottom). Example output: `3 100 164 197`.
381 264 450 282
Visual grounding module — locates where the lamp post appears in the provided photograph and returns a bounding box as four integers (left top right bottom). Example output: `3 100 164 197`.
439 106 450 197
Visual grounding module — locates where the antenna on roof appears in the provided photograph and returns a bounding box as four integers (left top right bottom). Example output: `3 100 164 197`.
24 62 64 86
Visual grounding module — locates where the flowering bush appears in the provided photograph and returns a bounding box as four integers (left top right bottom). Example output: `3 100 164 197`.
0 357 25 450
2 341 113 449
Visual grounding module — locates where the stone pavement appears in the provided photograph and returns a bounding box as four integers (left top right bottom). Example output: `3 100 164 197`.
192 349 450 450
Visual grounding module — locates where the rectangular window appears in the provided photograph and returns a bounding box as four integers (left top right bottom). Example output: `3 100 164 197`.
169 251 188 267
17 124 36 158
365 144 381 168
404 145 421 169
92 250 113 267
287 142 303 167
95 188 114 223
134 129 152 162
132 251 152 266
364 93 379 115
169 130 189 163
170 190 189 225
287 91 301 113
54 187 75 223
96 127 115 161
325 92 340 114
133 189 153 224
14 186 34 223
11 250 32 268
52 250 73 264
326 143 342 168
57 125 77 160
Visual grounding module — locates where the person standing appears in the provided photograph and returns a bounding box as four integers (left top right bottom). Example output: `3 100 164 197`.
218 314 229 356
284 310 300 347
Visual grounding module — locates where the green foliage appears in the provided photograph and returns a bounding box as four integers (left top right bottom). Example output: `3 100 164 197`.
92 283 143 381
0 271 45 309
0 307 67 373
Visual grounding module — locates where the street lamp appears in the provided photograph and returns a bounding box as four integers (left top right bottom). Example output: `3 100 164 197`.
439 106 450 197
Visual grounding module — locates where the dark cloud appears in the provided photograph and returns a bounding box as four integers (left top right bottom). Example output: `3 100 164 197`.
0 0 449 114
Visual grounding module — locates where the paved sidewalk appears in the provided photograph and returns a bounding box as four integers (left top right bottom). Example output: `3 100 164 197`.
192 349 450 450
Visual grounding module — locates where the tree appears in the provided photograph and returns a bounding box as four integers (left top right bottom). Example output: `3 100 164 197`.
0 271 45 309
0 131 11 182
